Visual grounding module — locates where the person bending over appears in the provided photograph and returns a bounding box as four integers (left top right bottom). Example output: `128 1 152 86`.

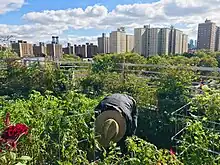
94 93 138 156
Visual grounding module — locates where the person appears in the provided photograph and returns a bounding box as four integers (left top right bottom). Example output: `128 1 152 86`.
94 93 138 159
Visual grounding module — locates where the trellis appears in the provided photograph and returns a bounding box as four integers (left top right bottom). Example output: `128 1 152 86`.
171 99 220 159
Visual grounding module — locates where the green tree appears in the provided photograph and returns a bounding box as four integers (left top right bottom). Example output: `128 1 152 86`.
92 53 147 73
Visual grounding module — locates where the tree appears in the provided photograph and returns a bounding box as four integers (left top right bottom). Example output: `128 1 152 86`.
92 53 147 73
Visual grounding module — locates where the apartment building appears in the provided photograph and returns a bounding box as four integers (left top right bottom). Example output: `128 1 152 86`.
134 25 188 57
170 28 183 54
109 27 126 53
159 28 170 55
63 43 74 55
126 35 134 52
215 27 220 51
182 34 188 53
86 43 98 58
74 44 87 58
148 28 161 56
46 36 63 61
11 40 33 57
134 27 146 55
33 42 47 57
197 19 216 52
97 33 110 54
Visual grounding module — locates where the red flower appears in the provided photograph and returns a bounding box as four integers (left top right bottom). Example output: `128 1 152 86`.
15 123 29 135
0 113 29 151
2 123 28 139
170 147 175 155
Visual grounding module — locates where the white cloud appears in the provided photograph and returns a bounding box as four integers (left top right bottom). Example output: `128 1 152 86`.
0 0 25 14
23 5 108 29
0 23 68 44
1 0 220 44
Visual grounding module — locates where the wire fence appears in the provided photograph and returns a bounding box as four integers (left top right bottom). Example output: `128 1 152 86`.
171 99 220 158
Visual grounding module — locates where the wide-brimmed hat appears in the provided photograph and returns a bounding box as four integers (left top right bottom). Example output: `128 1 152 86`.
95 110 126 147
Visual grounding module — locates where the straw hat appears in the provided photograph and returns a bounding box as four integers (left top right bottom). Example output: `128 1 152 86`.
95 110 126 147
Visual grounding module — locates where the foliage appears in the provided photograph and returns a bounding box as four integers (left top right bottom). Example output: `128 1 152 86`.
61 54 81 62
0 49 17 59
137 67 195 149
190 90 220 122
125 137 183 165
91 137 183 165
0 61 73 98
157 67 195 112
178 120 220 165
92 53 147 73
0 50 220 164
1 91 100 164
79 72 157 106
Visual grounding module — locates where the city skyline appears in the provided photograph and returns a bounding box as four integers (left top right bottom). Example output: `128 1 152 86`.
1 0 220 45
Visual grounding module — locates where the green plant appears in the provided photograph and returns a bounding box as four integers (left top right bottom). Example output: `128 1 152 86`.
178 120 220 165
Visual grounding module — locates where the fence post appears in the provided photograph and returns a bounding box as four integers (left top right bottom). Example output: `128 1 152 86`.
121 57 125 84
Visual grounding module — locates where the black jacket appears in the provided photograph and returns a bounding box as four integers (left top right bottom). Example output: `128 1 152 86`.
94 93 138 138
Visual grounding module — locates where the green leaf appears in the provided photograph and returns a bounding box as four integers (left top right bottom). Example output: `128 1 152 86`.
9 152 16 161
17 156 32 161
15 162 26 165
0 155 7 164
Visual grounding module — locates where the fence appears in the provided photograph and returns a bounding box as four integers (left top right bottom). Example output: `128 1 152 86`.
171 100 220 158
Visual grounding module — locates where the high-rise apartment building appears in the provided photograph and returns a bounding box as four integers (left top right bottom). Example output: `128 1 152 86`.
215 27 220 51
169 28 183 54
134 27 147 55
134 25 151 56
63 43 74 55
11 40 34 57
86 43 98 58
182 34 188 53
197 19 216 51
33 42 47 57
148 28 161 56
110 27 126 53
126 35 134 52
46 36 63 61
159 28 170 55
134 25 188 57
97 33 110 54
147 28 170 56
74 44 87 58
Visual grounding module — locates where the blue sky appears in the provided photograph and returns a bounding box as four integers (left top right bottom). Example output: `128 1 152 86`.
0 0 218 45
0 0 156 25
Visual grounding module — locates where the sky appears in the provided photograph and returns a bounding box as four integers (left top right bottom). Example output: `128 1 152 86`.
0 0 219 46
